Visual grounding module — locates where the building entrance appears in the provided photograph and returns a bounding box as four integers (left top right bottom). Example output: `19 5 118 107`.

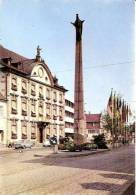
37 122 49 143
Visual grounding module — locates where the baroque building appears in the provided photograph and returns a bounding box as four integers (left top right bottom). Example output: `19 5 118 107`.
0 45 67 145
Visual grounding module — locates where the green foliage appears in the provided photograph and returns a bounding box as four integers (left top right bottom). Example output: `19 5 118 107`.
102 112 112 133
93 134 108 149
66 142 83 152
82 143 97 150
66 142 76 152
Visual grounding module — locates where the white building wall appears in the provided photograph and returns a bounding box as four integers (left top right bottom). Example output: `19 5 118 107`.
65 98 74 135
0 101 7 144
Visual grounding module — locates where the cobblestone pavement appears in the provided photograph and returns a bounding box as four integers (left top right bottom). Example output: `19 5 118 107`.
0 144 135 195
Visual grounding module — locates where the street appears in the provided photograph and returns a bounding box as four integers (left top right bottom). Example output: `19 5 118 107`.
0 144 135 195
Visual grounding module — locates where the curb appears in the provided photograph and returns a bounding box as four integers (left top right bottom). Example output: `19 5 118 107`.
44 149 110 158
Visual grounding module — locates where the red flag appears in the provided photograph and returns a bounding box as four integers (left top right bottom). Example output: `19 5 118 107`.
107 89 113 117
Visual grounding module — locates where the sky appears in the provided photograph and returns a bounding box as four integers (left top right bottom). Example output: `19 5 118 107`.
0 0 135 113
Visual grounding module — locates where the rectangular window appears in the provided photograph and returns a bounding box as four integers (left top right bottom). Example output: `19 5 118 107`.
46 103 50 115
39 86 44 99
21 121 27 139
46 88 50 100
11 120 17 139
39 102 43 116
11 96 17 114
53 91 57 102
31 122 36 139
31 99 36 117
31 84 36 96
59 93 63 103
21 98 27 116
11 77 17 91
22 80 27 94
53 105 57 116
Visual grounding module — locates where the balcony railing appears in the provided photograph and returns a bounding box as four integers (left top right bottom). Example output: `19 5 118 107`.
31 111 36 117
11 84 17 91
11 108 17 114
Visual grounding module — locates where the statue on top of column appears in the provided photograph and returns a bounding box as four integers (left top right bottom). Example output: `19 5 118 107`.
71 14 85 41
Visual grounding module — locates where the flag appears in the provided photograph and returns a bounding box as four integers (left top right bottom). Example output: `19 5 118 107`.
107 89 113 117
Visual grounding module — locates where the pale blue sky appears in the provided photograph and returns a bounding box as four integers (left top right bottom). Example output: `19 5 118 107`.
0 0 135 113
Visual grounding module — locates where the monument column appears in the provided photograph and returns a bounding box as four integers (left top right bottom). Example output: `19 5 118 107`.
72 14 86 145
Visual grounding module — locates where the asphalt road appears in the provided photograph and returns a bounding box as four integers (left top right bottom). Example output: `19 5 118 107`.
0 144 135 195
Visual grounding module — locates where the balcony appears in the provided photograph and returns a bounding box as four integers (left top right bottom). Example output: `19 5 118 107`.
31 90 36 96
22 110 27 116
31 111 36 117
11 132 17 139
21 88 27 94
22 133 27 139
31 133 36 139
11 84 17 91
11 108 17 114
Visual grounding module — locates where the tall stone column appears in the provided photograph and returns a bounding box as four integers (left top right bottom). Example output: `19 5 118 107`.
72 14 86 145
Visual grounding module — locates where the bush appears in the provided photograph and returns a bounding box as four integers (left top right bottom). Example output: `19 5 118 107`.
93 134 108 149
66 142 75 152
66 142 82 152
82 143 97 150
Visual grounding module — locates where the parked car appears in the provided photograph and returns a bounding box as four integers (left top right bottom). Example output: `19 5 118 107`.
43 140 51 147
14 140 33 149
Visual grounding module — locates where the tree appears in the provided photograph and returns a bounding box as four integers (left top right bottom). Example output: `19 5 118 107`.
93 134 108 149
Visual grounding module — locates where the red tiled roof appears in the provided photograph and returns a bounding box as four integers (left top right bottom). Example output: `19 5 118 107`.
85 114 101 122
0 45 28 63
0 45 67 92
